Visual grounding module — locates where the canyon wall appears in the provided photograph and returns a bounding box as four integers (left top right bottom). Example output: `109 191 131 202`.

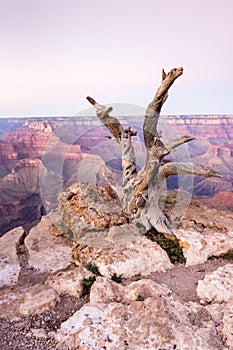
0 115 232 234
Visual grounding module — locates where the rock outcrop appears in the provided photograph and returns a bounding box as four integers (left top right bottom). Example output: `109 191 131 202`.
197 264 233 303
0 209 233 349
0 226 24 287
24 216 72 273
58 183 127 239
56 278 221 350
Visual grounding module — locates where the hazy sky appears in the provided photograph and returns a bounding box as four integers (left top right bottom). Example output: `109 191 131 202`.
0 0 232 116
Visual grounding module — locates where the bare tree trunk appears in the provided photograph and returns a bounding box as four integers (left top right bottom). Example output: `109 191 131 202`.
87 67 221 236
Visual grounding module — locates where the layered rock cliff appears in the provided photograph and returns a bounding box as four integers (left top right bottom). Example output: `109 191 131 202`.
0 115 232 234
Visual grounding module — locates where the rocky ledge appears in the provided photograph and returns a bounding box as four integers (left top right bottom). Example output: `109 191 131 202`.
1 183 233 349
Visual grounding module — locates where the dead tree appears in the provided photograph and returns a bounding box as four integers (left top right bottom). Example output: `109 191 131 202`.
87 67 220 236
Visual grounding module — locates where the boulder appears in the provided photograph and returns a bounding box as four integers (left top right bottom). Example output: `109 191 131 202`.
0 283 59 320
18 284 60 316
206 301 233 350
56 279 219 350
72 224 173 278
174 228 233 266
0 226 24 287
197 264 233 303
46 266 94 298
24 216 73 273
58 183 127 240
90 277 171 304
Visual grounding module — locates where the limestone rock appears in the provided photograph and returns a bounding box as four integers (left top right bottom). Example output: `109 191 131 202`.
46 266 94 298
58 183 127 240
90 277 171 304
0 286 27 321
25 215 72 273
56 279 219 350
207 301 233 350
18 284 60 316
90 276 124 303
197 264 233 303
0 226 24 288
72 227 173 278
0 283 59 320
174 228 233 266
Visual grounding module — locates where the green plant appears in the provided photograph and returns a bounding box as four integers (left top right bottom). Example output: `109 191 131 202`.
222 250 233 260
208 250 233 262
81 276 96 291
146 230 186 264
16 247 26 255
85 262 100 275
160 198 173 205
136 295 144 301
111 273 122 283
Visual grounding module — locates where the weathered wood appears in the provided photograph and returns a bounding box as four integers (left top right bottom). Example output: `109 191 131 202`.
86 96 123 142
143 67 183 149
87 97 138 208
87 67 221 236
161 161 222 178
165 136 196 151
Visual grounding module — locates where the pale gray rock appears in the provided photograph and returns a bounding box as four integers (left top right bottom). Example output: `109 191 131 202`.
0 226 24 287
57 279 220 350
72 227 173 278
197 264 233 303
90 276 125 303
207 300 233 350
25 216 72 273
96 236 173 277
46 266 94 298
18 283 60 316
0 283 59 320
174 228 233 266
90 277 171 304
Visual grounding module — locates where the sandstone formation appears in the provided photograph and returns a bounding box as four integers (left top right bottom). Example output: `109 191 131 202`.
196 266 233 350
0 226 24 287
18 284 60 317
201 190 233 211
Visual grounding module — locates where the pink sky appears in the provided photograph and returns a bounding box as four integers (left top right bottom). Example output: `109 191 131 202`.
0 0 232 116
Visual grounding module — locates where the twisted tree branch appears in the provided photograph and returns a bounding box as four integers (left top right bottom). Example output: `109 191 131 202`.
143 67 183 149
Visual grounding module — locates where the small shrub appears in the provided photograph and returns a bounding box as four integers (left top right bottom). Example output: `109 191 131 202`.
146 230 186 264
81 276 96 295
222 250 233 260
85 262 100 275
16 247 26 255
136 295 144 301
160 198 173 205
111 273 122 283
208 250 233 262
